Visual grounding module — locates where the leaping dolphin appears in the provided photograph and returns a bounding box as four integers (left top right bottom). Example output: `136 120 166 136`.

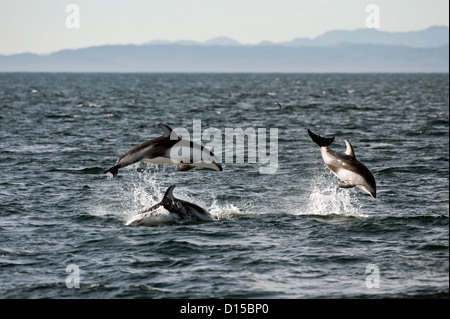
307 129 376 198
104 123 223 177
126 185 213 226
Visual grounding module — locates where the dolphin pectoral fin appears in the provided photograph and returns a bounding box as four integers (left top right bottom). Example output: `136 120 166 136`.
104 165 119 177
177 165 196 171
338 183 356 189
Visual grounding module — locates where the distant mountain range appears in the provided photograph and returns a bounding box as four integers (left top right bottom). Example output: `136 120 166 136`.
143 25 449 48
1 26 448 73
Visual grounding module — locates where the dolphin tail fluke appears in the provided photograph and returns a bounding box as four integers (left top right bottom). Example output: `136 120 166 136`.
307 129 335 147
103 165 119 177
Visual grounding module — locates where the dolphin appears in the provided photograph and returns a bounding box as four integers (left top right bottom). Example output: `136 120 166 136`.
104 123 223 177
126 185 213 226
307 129 376 198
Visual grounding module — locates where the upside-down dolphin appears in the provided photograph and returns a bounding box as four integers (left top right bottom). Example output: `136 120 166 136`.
126 185 213 226
104 123 223 177
307 129 376 198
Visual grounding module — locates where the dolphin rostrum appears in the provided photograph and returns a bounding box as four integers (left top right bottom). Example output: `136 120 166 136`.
308 129 376 198
126 185 213 226
104 123 223 177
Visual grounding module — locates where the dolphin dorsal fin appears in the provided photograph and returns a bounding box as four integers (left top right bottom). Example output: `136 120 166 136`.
158 123 181 140
163 185 176 201
344 140 355 158
158 123 174 137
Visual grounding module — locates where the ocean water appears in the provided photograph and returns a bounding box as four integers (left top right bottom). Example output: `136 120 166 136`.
0 73 448 299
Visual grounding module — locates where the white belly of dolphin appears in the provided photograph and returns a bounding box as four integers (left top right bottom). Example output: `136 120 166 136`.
335 167 366 185
143 155 220 171
321 148 339 167
143 156 177 165
126 207 179 226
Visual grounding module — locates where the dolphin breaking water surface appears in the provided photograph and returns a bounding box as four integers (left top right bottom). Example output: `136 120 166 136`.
308 129 376 198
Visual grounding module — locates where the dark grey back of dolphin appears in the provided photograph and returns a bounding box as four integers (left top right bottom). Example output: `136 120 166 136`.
142 185 213 221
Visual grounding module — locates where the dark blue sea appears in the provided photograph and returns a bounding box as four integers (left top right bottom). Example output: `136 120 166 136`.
0 73 448 300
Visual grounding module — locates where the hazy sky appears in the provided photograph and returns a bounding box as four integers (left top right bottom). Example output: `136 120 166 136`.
0 0 448 55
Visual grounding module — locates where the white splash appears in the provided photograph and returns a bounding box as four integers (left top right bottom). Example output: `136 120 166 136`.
121 168 170 223
89 166 167 222
208 201 243 220
91 166 244 225
295 173 368 218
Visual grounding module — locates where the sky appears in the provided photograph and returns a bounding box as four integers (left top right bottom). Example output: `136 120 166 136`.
0 0 448 55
